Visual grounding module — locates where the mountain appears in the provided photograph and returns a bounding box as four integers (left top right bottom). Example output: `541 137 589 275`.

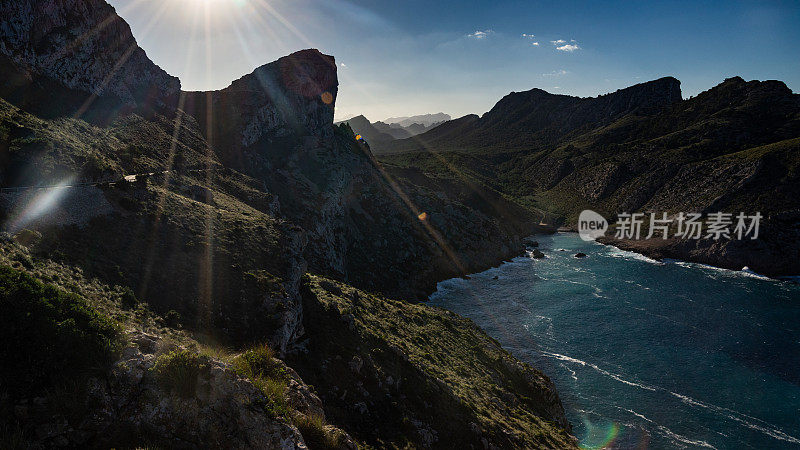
0 0 179 118
384 112 451 127
338 114 448 151
0 0 574 448
372 120 413 139
380 77 682 155
380 76 800 275
336 114 396 143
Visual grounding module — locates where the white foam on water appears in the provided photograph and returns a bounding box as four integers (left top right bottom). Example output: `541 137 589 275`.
618 408 718 449
668 392 800 445
539 351 657 391
541 351 800 447
664 259 780 283
605 246 664 265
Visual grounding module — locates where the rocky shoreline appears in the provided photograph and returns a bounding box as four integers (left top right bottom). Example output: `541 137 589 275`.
597 234 800 279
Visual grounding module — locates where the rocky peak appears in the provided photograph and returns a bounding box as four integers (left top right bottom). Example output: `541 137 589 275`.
684 76 798 118
0 0 180 109
595 76 682 110
479 77 682 138
182 49 338 168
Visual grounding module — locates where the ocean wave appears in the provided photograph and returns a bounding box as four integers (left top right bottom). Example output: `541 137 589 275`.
664 259 780 284
619 408 718 449
539 351 657 391
605 247 664 265
668 392 800 445
542 350 800 446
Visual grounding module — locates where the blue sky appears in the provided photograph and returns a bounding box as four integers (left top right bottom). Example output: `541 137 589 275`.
109 0 800 121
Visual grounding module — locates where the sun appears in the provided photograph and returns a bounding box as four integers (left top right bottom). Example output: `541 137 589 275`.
188 0 248 7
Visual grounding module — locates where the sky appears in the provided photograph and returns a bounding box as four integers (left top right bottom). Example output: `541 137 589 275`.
108 0 800 122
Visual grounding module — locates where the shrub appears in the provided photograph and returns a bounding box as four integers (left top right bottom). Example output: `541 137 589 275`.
151 349 205 398
294 413 344 450
233 344 280 379
232 345 289 416
0 266 120 398
119 286 138 309
13 229 41 247
164 310 182 328
252 377 288 415
10 253 33 270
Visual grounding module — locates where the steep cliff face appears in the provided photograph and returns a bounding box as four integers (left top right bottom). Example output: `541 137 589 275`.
183 49 338 169
179 50 542 298
0 0 179 110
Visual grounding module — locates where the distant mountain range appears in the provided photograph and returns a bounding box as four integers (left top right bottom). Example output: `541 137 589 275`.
381 76 800 276
336 114 449 147
383 113 451 128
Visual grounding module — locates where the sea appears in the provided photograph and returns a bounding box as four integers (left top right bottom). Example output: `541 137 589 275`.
428 233 800 449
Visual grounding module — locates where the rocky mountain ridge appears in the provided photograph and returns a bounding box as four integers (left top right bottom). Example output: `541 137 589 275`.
380 77 682 155
336 114 446 148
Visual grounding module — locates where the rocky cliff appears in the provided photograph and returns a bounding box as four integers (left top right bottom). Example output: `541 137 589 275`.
0 0 179 111
183 49 338 169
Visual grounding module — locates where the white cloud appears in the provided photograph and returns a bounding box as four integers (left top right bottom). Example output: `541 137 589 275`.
556 44 580 52
340 63 347 68
543 69 569 77
467 30 494 39
522 33 535 38
532 42 540 46
551 39 567 45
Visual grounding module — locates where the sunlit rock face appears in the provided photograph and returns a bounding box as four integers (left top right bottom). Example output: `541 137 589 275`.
0 0 180 108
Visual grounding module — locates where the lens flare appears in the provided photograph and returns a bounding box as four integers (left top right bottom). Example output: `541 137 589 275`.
579 418 620 450
3 177 77 233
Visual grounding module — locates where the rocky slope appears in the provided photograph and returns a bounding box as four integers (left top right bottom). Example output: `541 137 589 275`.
290 276 574 449
0 239 355 449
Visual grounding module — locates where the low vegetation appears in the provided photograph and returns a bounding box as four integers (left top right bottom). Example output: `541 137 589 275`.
0 265 121 399
151 348 206 397
232 345 289 417
290 275 576 449
294 413 346 450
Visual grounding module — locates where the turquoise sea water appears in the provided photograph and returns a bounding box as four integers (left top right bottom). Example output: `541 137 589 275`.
428 233 800 449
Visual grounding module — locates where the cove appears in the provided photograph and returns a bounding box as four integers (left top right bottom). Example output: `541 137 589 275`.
429 233 800 449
